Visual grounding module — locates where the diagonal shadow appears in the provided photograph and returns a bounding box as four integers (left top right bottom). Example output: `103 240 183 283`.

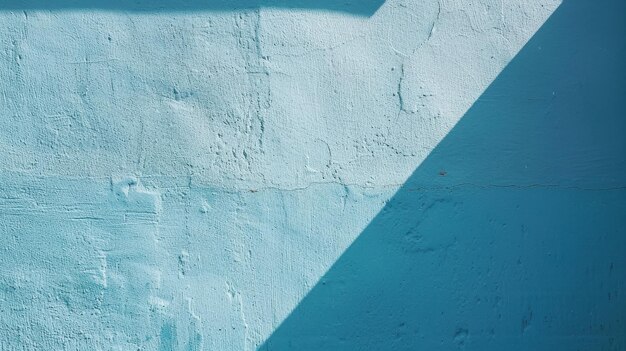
0 0 384 15
261 0 626 350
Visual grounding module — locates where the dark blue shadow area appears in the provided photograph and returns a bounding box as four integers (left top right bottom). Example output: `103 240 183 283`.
261 1 626 350
0 0 383 15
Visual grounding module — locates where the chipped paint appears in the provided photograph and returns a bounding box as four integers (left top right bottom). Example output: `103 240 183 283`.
1 0 625 350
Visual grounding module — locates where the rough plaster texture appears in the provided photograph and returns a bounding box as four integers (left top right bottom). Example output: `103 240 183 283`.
0 0 625 350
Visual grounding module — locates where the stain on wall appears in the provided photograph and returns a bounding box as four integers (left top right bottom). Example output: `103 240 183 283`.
0 0 624 350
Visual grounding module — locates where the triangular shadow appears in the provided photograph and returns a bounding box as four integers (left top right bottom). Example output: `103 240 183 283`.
261 0 626 349
0 0 384 16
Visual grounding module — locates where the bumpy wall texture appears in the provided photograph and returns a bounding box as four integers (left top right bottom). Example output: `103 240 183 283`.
1 0 625 350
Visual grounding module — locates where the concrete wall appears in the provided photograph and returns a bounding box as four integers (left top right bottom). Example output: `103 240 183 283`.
0 0 624 350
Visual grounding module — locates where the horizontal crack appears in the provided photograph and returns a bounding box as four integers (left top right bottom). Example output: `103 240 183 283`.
1 170 624 194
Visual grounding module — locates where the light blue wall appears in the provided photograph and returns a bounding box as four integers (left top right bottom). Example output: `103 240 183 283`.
0 0 624 350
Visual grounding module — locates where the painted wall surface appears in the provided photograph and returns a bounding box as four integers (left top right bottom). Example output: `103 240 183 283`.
0 0 624 350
